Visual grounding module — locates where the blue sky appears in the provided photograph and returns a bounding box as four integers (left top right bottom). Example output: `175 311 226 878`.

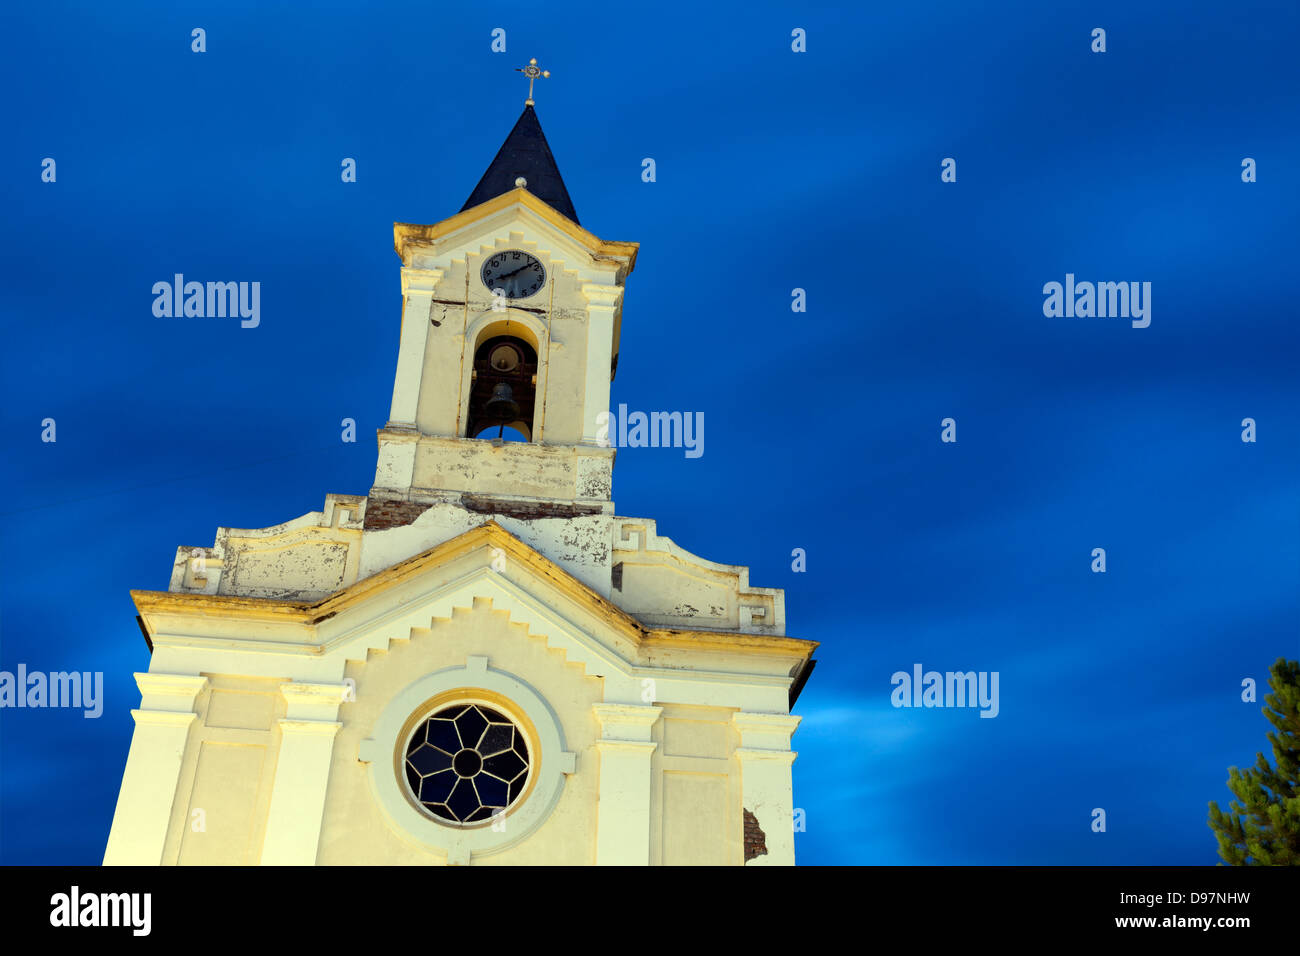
1 0 1297 864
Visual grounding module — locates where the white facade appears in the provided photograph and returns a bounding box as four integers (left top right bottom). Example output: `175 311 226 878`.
105 181 815 866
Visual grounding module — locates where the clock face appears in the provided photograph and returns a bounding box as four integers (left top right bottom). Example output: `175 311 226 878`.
481 250 546 299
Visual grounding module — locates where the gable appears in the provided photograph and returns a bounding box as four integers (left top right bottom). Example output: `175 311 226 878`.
396 187 637 282
136 521 815 713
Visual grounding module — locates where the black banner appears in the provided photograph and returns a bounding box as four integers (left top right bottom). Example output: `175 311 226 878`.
3 865 1290 940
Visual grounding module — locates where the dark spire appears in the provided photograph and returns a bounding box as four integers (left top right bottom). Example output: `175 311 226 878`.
461 105 579 225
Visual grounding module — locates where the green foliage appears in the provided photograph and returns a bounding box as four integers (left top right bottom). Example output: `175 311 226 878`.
1208 658 1300 865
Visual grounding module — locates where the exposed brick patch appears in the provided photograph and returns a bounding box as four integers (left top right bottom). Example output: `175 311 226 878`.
364 493 604 529
743 808 767 862
460 494 603 521
363 496 433 530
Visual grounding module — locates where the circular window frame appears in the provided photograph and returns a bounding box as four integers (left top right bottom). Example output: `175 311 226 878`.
359 656 576 863
397 691 538 829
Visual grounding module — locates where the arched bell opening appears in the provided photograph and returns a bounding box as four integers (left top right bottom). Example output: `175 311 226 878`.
466 335 537 441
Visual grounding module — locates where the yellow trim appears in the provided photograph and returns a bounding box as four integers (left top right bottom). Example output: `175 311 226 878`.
132 522 815 661
394 188 639 276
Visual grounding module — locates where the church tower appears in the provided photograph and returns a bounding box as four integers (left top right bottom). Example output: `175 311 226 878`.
105 65 816 866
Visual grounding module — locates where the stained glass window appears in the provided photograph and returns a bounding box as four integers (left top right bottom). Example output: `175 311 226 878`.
404 703 530 824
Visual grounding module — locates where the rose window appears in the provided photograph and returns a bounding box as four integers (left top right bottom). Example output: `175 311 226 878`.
403 703 530 824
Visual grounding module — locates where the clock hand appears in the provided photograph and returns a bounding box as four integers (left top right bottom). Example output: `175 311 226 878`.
495 263 535 283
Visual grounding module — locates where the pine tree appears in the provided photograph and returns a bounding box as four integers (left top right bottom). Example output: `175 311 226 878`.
1208 657 1300 865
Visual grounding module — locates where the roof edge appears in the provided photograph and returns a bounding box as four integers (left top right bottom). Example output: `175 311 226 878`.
394 188 639 276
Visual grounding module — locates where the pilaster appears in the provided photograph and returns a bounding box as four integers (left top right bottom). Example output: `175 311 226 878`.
103 673 209 865
387 267 445 427
592 702 661 865
259 681 347 865
580 283 621 444
732 711 801 866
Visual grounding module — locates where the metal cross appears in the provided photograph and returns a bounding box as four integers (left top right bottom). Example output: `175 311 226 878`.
516 57 550 106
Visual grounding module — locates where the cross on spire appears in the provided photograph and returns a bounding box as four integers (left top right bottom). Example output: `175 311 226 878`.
462 59 579 223
516 57 550 106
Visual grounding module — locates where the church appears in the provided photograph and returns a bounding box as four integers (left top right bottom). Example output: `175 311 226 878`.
104 63 816 866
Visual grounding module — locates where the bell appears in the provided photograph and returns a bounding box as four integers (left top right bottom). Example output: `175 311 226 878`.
483 382 520 423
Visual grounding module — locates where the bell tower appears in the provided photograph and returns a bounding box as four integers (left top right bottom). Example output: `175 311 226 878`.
374 98 637 516
107 65 815 867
